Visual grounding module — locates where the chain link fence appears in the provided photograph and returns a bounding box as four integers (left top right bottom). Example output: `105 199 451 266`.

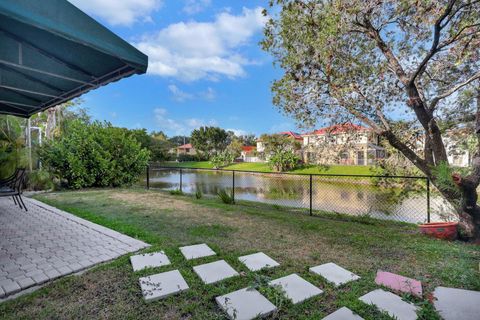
146 165 455 224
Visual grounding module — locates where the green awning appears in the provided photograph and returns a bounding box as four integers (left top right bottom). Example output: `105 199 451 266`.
0 0 148 118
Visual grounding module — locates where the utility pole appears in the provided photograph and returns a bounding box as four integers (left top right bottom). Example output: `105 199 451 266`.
27 118 32 171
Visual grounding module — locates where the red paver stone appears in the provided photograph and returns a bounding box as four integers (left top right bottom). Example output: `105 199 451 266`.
375 270 422 298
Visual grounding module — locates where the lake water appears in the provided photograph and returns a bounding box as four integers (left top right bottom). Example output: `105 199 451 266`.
148 168 453 224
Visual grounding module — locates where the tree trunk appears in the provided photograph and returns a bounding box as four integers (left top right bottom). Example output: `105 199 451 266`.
45 108 56 140
450 174 480 242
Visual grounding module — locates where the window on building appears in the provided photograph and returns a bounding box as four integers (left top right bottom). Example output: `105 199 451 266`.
452 155 463 166
376 150 386 158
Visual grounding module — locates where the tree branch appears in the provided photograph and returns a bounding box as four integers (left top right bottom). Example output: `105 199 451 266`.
362 18 449 164
440 0 480 28
469 84 480 185
351 84 391 130
329 83 384 134
438 24 480 50
409 0 457 85
381 130 431 176
430 71 480 110
424 134 435 166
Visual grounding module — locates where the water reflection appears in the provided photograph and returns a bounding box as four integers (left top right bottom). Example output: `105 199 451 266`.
149 169 451 223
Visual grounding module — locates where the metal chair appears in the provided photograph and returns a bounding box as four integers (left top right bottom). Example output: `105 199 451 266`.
0 168 20 188
0 168 27 211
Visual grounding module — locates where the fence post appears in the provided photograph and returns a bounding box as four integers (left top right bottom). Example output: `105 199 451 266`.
180 169 183 192
232 171 235 203
427 178 431 223
146 164 150 190
309 174 313 216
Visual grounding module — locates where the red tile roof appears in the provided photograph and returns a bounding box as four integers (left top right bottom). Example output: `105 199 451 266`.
177 143 193 149
278 131 304 140
242 146 256 152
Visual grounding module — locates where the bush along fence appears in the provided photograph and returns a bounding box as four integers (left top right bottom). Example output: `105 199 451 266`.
145 164 455 224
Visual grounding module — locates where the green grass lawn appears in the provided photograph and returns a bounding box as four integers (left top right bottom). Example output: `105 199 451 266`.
1 188 478 319
159 161 375 175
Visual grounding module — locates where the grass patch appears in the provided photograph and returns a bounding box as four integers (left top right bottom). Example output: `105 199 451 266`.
159 161 375 176
1 188 478 320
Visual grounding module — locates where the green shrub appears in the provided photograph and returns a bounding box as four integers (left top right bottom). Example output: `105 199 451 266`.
268 150 300 172
38 120 150 189
0 115 27 179
169 189 184 195
210 150 235 169
195 189 203 199
26 170 54 191
217 189 234 204
177 154 198 162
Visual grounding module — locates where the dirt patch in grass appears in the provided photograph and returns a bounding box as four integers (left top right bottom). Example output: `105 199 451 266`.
110 191 197 212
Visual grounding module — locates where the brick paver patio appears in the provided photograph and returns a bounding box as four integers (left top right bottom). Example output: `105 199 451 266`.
0 197 149 299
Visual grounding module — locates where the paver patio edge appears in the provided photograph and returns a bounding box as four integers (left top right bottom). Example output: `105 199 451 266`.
27 197 150 250
0 198 150 300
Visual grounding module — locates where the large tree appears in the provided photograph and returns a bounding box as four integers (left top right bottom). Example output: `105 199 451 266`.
129 129 174 162
190 126 229 159
263 0 480 240
260 134 302 171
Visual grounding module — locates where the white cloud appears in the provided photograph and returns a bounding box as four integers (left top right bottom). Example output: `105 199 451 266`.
168 85 216 102
227 128 248 136
183 0 211 15
68 0 162 26
154 108 217 135
200 87 216 101
136 7 267 81
168 85 194 102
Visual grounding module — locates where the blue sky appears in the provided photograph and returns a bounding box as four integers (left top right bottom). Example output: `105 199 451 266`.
68 0 297 137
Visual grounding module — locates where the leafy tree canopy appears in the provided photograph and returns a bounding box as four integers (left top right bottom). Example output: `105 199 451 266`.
238 134 257 146
169 135 190 146
191 126 229 158
260 133 301 154
263 0 480 240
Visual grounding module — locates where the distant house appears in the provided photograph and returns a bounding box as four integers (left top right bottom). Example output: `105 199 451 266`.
408 129 471 168
279 131 304 141
256 131 303 152
446 146 470 167
176 143 196 156
239 146 258 162
444 129 471 167
302 124 385 165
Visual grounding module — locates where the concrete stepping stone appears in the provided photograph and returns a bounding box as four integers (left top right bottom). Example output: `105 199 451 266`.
375 270 422 298
359 289 418 320
193 260 239 284
130 251 171 271
323 307 364 320
433 286 480 320
216 287 277 320
139 269 189 302
310 262 360 287
179 243 216 260
269 273 323 304
238 252 280 271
